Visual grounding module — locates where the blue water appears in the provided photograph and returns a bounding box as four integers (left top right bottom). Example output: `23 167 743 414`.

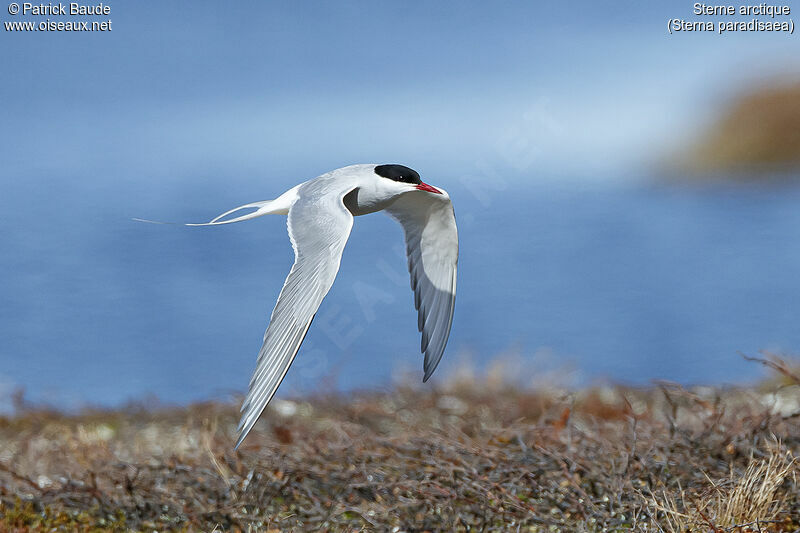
3 172 800 410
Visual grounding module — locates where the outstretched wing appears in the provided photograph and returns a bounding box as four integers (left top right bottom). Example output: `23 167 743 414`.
236 183 355 448
386 189 458 381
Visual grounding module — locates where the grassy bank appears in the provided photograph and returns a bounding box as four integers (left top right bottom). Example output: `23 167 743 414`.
677 79 800 177
1 355 798 532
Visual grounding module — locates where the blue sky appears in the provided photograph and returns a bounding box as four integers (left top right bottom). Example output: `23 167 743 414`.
3 1 798 183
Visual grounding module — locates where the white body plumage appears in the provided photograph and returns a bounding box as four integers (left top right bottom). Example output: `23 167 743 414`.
188 164 458 448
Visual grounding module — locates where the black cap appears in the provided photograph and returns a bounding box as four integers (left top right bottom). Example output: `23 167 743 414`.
374 164 421 185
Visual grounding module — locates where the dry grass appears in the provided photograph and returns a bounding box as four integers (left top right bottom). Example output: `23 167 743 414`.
650 444 796 532
0 354 798 532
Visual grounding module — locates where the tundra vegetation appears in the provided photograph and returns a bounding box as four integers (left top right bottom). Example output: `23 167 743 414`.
0 353 798 531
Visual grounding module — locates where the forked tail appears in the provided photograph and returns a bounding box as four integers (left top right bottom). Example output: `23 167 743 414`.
134 184 300 226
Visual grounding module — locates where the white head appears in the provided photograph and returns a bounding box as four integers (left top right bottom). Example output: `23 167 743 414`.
341 164 445 216
372 164 442 195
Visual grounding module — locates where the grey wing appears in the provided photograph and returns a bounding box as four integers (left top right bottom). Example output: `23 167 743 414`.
386 189 458 381
235 185 355 448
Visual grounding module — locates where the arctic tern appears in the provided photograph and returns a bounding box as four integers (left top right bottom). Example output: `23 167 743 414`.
158 164 458 448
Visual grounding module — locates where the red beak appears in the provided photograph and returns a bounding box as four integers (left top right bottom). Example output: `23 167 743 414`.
416 182 442 194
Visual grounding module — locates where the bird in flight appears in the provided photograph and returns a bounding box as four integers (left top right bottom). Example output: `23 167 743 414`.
183 164 458 448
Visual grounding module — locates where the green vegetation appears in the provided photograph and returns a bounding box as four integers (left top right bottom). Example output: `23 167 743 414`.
1 354 798 531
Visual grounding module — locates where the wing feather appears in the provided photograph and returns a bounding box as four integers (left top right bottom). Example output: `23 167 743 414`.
386 189 458 382
235 183 355 448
